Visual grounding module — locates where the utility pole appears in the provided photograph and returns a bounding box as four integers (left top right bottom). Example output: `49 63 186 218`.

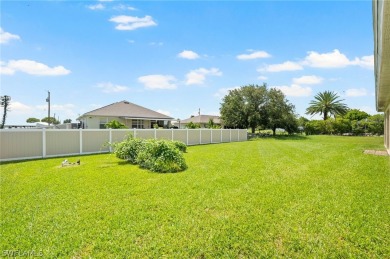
198 108 201 125
46 91 50 126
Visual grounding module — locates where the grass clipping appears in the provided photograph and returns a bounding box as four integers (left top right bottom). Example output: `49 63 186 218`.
112 137 187 173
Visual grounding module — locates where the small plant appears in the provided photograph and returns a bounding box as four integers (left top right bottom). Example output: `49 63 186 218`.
106 120 127 129
172 140 187 153
111 137 187 173
136 139 187 173
113 137 145 164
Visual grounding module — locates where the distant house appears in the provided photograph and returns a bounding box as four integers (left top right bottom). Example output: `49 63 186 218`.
373 0 390 154
78 101 173 129
178 115 222 128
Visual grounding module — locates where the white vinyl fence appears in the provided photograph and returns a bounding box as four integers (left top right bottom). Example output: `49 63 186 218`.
0 128 247 162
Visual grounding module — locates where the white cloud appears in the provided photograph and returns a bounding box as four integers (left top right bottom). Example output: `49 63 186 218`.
156 109 171 116
185 67 222 85
292 75 323 85
0 61 15 75
87 3 105 10
214 86 240 99
96 82 129 93
258 75 268 81
178 50 200 60
149 42 163 46
9 101 32 114
351 55 374 70
345 88 368 97
272 84 312 97
138 75 177 90
113 4 136 11
303 49 352 68
237 50 271 60
0 28 21 44
259 61 303 72
1 59 71 76
109 15 157 31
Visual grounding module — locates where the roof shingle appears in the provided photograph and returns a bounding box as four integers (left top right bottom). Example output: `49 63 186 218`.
81 101 173 120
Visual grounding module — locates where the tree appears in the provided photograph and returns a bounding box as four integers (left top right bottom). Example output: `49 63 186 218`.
185 122 200 129
105 120 126 129
263 88 298 136
26 117 40 123
0 95 11 129
41 117 60 125
367 114 384 135
306 91 348 120
63 119 72 123
220 84 267 133
343 109 369 121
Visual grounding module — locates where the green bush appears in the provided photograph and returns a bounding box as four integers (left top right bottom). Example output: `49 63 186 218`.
172 140 187 153
113 137 145 164
136 139 187 173
112 137 187 173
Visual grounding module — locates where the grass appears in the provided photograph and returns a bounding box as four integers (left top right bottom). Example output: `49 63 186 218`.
1 135 389 258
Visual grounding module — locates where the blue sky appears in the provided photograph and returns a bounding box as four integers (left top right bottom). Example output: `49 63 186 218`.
1 0 376 124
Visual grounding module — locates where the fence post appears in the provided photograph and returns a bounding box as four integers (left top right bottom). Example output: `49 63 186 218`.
109 129 112 153
187 129 189 145
200 129 202 144
230 129 232 142
171 129 174 141
134 129 136 138
238 129 240 141
79 129 83 154
154 128 157 139
211 129 213 143
221 128 223 143
42 128 46 158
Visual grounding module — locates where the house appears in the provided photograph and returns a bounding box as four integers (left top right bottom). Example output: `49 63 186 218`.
373 0 390 154
78 101 174 129
178 115 222 128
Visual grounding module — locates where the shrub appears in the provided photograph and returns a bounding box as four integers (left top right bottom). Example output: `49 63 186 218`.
113 137 145 164
172 141 187 153
136 139 187 173
112 137 187 173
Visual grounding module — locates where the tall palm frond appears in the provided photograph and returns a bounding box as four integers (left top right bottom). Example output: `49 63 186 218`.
306 91 348 120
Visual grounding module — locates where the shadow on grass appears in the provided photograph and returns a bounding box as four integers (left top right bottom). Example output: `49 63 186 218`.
249 134 308 141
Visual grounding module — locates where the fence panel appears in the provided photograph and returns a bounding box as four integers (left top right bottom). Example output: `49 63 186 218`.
239 129 247 141
212 130 222 144
111 130 131 143
187 130 201 145
222 130 231 142
200 129 212 144
156 130 172 140
0 128 247 161
46 130 79 156
172 129 187 144
136 129 154 139
0 130 42 160
82 130 110 153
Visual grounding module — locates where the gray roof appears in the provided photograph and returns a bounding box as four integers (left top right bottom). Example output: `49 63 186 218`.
180 115 221 124
81 101 173 120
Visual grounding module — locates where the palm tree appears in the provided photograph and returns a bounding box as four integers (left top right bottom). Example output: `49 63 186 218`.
1 95 11 129
306 91 348 120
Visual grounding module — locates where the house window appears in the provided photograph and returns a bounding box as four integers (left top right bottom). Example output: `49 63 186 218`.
99 118 108 129
132 120 144 129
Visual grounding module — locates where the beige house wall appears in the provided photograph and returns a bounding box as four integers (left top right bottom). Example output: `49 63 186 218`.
81 116 170 129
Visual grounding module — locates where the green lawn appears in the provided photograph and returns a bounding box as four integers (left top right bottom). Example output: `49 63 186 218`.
1 136 389 258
